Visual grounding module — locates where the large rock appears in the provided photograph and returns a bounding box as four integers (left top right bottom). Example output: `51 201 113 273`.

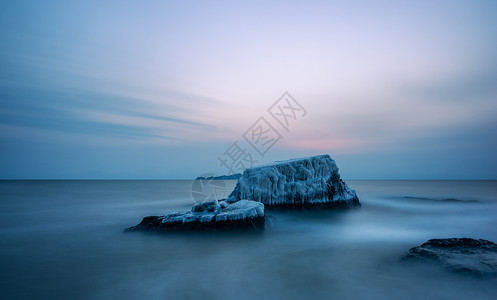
404 238 497 276
126 200 265 231
226 154 360 209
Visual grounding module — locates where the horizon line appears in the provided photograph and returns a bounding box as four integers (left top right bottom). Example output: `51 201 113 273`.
1 178 496 181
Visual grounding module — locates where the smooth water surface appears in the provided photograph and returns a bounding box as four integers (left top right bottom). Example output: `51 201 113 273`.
0 180 496 299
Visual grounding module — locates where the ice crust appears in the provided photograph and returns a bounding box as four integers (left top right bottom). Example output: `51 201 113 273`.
160 200 264 224
227 154 359 207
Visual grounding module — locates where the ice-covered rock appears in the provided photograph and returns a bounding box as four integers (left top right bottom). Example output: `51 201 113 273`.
191 200 221 213
226 154 360 209
126 200 265 231
404 238 497 277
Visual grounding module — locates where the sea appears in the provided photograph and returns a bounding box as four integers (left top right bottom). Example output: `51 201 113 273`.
0 180 496 299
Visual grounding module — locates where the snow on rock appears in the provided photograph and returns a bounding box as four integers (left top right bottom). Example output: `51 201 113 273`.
215 200 265 221
404 238 497 277
126 200 265 231
227 154 360 208
192 200 221 213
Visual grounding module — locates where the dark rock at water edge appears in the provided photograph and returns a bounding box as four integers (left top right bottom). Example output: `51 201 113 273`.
404 238 497 277
265 198 361 210
126 215 265 231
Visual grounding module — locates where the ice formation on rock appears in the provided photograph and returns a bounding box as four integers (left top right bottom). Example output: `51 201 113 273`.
227 154 360 208
126 200 265 231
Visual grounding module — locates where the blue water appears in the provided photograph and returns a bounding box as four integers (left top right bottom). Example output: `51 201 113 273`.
0 180 496 299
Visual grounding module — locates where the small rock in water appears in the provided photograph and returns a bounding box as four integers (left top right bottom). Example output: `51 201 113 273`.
126 200 265 232
404 238 497 277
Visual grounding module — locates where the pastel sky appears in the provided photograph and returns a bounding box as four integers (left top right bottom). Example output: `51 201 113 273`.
1 0 496 179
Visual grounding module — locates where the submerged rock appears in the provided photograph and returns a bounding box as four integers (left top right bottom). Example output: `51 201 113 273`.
195 173 242 180
403 196 482 204
404 238 497 276
226 154 360 209
126 200 265 231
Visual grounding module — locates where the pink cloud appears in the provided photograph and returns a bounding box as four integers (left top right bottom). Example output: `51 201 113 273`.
283 138 368 151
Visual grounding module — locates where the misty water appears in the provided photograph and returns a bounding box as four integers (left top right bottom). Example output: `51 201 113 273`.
0 180 496 299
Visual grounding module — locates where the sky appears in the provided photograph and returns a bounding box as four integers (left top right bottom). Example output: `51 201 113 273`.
1 0 497 179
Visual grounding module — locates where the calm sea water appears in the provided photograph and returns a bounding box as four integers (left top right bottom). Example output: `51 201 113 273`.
0 180 496 299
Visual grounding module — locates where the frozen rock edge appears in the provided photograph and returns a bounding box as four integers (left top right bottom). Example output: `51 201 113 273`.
404 238 497 277
126 200 265 231
227 154 360 209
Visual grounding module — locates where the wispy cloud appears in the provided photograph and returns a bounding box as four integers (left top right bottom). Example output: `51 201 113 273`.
1 0 497 178
0 79 227 143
